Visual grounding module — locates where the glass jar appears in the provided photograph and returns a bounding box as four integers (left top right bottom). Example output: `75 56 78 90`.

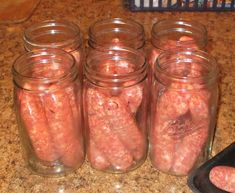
83 47 148 173
12 49 84 176
150 48 219 176
148 19 207 83
23 20 84 79
88 17 145 51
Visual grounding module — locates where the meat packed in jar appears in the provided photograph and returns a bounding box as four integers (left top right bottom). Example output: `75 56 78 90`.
150 48 219 176
23 20 84 81
12 49 84 176
83 47 148 173
148 19 207 84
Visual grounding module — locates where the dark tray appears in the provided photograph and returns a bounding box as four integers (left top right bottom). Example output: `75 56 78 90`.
187 142 235 193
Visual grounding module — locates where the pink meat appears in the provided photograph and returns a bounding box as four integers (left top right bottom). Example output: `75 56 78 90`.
87 88 133 170
179 36 199 49
87 140 111 170
150 88 189 172
169 90 210 175
157 89 190 120
103 96 145 160
209 166 235 193
43 86 83 167
171 122 209 175
150 118 176 172
66 85 84 145
151 83 211 175
120 84 143 114
189 90 210 120
19 90 58 162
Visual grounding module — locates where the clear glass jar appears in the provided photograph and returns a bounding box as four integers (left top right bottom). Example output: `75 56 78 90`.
148 19 207 83
23 20 84 79
150 48 219 176
83 47 148 173
12 49 84 176
88 17 145 51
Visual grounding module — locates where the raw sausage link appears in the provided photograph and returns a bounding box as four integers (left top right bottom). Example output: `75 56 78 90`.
151 86 210 175
171 122 209 175
87 140 111 170
120 84 143 114
65 85 84 166
19 90 58 162
150 118 176 172
43 86 82 167
87 88 133 170
103 95 145 161
209 166 235 193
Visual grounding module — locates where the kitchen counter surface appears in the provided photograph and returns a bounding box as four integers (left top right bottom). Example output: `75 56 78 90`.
0 0 234 192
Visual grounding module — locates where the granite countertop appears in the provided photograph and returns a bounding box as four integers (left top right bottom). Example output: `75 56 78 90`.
0 0 234 192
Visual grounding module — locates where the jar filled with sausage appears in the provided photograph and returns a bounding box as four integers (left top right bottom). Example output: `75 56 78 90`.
88 17 145 52
150 48 219 176
84 47 148 173
23 20 84 80
13 49 84 176
148 19 207 83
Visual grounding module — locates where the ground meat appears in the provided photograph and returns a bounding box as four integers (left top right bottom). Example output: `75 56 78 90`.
87 139 111 170
86 58 146 171
209 166 235 193
87 88 134 170
19 90 58 162
120 84 143 114
18 65 84 168
150 51 211 175
43 85 83 167
149 36 198 71
151 88 210 175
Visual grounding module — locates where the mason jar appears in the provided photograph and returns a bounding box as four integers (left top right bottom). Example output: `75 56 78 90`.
83 47 148 173
23 20 84 79
88 17 145 52
148 19 207 84
150 48 219 176
12 49 84 176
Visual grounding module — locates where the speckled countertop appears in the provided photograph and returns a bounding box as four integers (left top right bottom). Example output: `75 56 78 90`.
0 0 235 193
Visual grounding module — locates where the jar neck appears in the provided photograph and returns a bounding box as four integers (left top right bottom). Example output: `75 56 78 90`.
154 48 218 89
13 49 78 92
88 18 145 50
85 47 147 88
23 20 82 52
151 19 207 51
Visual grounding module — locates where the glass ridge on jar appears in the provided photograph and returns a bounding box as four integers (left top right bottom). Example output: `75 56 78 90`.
23 20 84 79
148 19 207 83
83 47 148 173
150 48 219 176
88 17 145 51
12 48 84 176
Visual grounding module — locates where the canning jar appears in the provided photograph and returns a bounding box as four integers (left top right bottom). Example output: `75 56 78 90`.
88 17 145 51
148 19 207 83
23 20 84 79
150 48 219 176
13 49 84 176
83 47 148 173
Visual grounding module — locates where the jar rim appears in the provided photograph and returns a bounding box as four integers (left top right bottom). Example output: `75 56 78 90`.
151 18 207 50
88 17 145 49
85 46 147 87
23 20 82 51
155 48 219 85
12 48 77 87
